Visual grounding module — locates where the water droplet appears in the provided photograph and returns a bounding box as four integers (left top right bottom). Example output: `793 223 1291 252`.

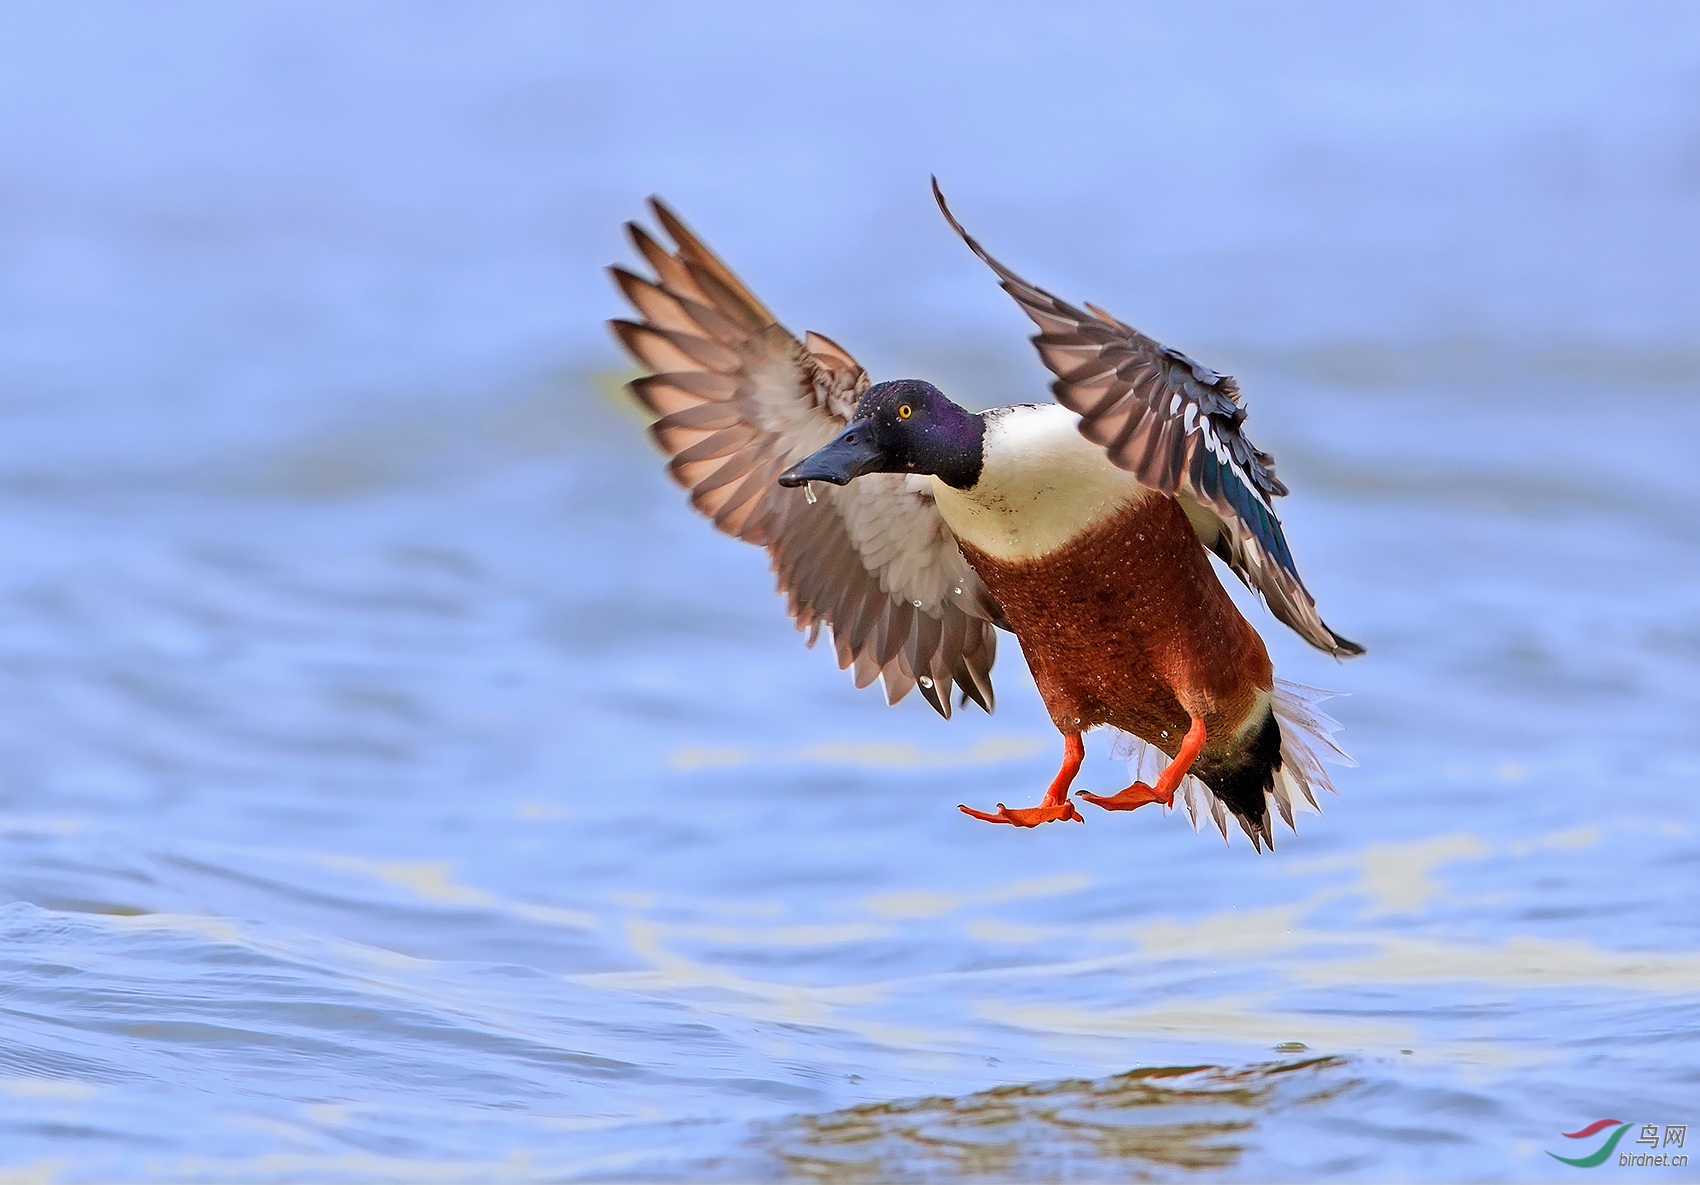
1161 729 1170 739
912 599 923 608
952 585 963 595
918 675 934 689
803 482 818 505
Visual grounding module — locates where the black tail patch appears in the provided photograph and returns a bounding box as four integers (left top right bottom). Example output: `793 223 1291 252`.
1193 707 1283 850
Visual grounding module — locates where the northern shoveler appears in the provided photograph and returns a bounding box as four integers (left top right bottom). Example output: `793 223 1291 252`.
608 181 1360 849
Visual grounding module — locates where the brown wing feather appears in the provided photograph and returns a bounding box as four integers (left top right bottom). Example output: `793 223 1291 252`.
610 198 1006 715
932 180 1361 659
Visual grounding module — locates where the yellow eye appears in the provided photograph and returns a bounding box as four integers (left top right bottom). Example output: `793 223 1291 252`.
898 404 912 419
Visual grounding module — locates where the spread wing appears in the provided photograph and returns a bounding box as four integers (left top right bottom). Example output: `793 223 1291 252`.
933 181 1362 658
609 198 1006 717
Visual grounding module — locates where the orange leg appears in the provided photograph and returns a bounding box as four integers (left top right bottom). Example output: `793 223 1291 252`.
959 733 1086 827
1078 716 1206 813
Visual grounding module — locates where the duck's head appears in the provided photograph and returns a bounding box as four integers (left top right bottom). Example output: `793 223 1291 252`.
778 379 985 492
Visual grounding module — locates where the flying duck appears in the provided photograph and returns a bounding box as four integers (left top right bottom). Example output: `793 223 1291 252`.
608 181 1359 849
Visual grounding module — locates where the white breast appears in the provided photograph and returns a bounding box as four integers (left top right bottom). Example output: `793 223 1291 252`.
930 404 1148 562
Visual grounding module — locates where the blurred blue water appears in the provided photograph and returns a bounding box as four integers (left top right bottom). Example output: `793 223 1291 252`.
1 4 1698 1181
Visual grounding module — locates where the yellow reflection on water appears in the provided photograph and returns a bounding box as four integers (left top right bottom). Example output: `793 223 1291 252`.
1298 935 1700 993
753 1057 1347 1183
1288 832 1490 913
862 872 1091 921
979 997 1414 1052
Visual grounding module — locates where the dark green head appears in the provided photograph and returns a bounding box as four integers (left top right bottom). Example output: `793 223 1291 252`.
778 379 985 491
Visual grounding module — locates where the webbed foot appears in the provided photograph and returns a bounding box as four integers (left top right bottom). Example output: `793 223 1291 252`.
1076 781 1172 812
1077 716 1207 817
957 732 1086 829
958 799 1084 827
